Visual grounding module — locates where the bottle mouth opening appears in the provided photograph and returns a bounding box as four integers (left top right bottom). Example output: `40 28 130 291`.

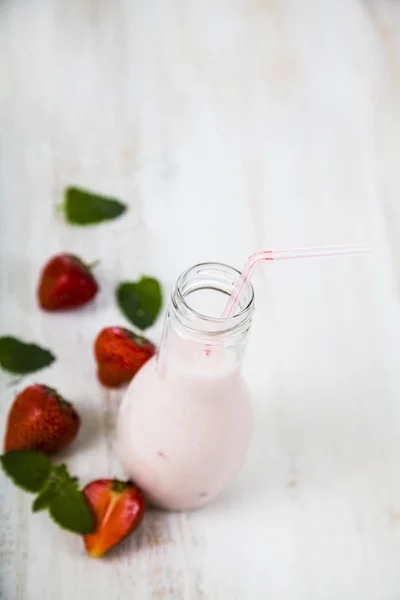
172 262 254 336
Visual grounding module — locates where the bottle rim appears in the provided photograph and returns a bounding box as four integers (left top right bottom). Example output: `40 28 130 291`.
171 262 255 337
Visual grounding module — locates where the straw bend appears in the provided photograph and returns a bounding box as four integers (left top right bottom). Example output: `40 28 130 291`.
221 243 371 318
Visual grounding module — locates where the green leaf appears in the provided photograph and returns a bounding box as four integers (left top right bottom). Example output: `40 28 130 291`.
51 463 78 486
64 187 127 225
32 480 60 512
0 336 55 375
49 488 95 534
32 463 78 512
1 450 52 493
116 276 162 330
1 451 94 535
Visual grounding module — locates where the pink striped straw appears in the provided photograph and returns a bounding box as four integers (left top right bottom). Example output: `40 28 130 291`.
221 243 371 318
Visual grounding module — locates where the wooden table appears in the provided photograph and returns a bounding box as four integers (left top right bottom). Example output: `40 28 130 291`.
1 1 400 598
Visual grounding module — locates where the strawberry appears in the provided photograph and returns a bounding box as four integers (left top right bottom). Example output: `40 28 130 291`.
37 253 98 311
94 327 156 388
83 479 145 558
4 384 80 454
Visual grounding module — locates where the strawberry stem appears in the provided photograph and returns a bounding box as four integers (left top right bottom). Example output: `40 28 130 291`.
87 260 100 270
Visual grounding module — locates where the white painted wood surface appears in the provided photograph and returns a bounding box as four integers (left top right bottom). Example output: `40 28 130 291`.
1 1 400 598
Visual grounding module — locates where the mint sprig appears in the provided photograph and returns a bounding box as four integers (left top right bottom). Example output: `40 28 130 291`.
32 464 77 512
33 480 61 512
1 451 94 535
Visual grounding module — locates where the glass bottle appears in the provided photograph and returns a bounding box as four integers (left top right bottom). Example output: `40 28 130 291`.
117 262 255 510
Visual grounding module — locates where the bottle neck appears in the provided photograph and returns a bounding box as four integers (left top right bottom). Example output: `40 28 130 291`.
157 263 254 377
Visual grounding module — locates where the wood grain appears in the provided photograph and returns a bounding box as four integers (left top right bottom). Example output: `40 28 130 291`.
1 0 400 598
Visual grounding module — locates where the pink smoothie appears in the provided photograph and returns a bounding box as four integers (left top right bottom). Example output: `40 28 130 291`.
117 338 253 510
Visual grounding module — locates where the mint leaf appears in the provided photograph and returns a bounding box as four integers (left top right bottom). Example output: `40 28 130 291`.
116 277 162 330
32 480 60 512
51 463 78 486
64 187 127 225
0 336 55 374
1 450 52 492
35 461 94 534
49 488 94 534
2 452 95 535
32 463 78 512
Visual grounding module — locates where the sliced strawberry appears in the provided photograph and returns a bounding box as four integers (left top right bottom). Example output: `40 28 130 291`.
83 479 145 558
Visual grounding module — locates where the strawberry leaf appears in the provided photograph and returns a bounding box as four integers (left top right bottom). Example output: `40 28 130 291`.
49 488 95 534
1 450 52 493
116 277 162 330
64 187 127 225
0 336 55 374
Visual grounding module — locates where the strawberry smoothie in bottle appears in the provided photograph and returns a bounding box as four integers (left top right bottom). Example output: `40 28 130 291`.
117 263 254 510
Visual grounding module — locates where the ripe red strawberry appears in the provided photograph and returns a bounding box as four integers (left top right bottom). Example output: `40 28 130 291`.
37 253 99 310
94 327 156 388
83 479 145 558
4 384 80 454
